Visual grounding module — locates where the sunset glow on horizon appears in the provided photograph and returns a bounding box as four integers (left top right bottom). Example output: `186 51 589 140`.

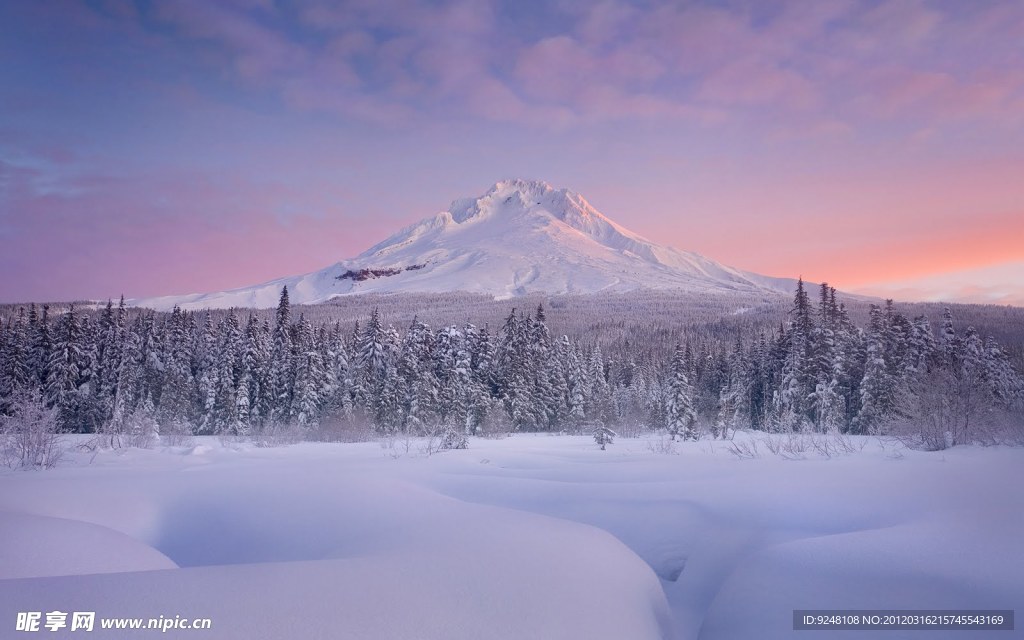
2 1 1022 305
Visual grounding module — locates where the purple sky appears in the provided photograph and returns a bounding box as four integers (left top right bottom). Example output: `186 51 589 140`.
2 0 1023 305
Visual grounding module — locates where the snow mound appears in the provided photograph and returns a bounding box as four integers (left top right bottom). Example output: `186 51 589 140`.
0 512 176 579
0 443 671 639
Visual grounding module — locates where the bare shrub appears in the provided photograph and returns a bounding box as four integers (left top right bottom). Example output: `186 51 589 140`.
98 415 127 450
249 421 304 448
756 433 822 459
760 435 782 456
125 410 160 449
833 433 866 454
758 432 868 460
383 432 415 457
615 419 646 439
99 407 166 450
874 436 906 459
160 419 195 447
809 435 835 459
378 435 398 458
647 435 678 455
777 434 809 460
1 390 63 469
313 412 375 443
726 437 761 459
417 422 468 456
476 406 512 439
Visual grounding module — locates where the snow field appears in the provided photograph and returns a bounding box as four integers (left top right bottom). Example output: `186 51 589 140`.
1 432 1021 639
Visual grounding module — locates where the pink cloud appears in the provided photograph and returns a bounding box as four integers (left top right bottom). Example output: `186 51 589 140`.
514 36 596 101
154 2 309 84
766 0 856 42
509 35 699 124
639 4 757 71
697 58 819 109
863 68 954 116
856 0 941 45
852 66 1024 123
575 1 640 46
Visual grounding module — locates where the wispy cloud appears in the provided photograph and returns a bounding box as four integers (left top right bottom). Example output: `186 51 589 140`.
39 0 1019 130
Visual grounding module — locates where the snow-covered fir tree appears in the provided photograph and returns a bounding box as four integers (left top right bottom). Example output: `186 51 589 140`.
665 344 697 440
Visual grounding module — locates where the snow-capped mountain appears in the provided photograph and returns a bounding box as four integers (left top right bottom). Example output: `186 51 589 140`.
134 179 797 310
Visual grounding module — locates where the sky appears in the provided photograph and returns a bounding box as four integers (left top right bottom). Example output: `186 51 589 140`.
1 0 1022 305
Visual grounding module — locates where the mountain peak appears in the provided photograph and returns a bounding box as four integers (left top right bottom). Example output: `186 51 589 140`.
132 180 797 310
447 178 600 227
488 178 556 197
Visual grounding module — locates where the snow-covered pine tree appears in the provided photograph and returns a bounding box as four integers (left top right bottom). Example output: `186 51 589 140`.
108 316 143 437
194 313 219 435
167 313 194 426
586 346 613 425
881 301 914 387
290 316 325 430
126 392 160 448
247 316 272 427
665 344 697 440
542 346 569 430
94 298 127 428
74 314 104 433
30 304 52 390
433 325 472 446
355 307 390 416
374 358 402 435
45 306 84 431
835 304 864 429
432 324 461 429
715 336 750 437
320 321 352 421
743 333 769 430
528 305 560 429
778 278 814 431
462 322 492 435
236 313 267 430
954 327 988 444
396 317 433 433
268 287 295 425
564 339 587 429
0 308 31 414
855 306 890 434
939 307 957 366
908 315 936 374
212 310 243 434
982 335 1023 406
495 310 538 431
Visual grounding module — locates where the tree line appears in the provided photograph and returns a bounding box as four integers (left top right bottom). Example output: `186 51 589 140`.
1 281 1021 449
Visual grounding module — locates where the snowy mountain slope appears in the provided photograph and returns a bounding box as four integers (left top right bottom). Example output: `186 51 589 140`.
134 179 797 310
